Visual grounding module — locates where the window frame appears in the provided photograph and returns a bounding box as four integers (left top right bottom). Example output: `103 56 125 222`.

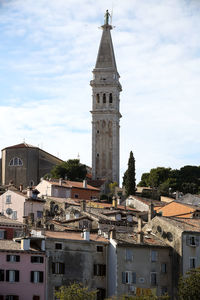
189 257 196 269
125 249 133 262
122 271 136 284
6 270 19 283
150 272 157 286
151 250 158 262
55 243 62 250
7 255 20 263
30 271 43 283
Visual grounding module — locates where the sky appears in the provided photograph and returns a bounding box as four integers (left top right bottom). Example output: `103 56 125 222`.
0 0 200 184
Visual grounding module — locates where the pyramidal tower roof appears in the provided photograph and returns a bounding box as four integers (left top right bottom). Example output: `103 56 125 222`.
95 10 117 70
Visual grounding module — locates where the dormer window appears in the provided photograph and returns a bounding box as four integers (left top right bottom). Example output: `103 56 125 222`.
103 94 106 103
109 93 113 103
9 157 23 166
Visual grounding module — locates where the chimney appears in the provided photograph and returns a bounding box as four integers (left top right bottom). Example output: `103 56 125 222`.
81 200 86 212
110 226 116 240
83 229 90 241
112 196 117 209
117 197 121 205
148 202 154 222
137 216 144 243
176 191 179 200
27 187 33 198
19 184 23 192
83 179 87 188
21 238 30 250
59 178 62 186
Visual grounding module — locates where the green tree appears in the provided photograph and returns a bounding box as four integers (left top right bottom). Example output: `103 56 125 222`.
178 267 200 300
55 283 97 300
137 173 150 187
123 151 136 197
51 159 87 181
106 294 169 300
109 182 118 197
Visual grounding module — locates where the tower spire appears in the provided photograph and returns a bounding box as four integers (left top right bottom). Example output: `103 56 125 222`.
90 11 122 186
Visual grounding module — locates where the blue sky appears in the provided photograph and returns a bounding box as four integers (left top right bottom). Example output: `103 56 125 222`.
0 0 200 183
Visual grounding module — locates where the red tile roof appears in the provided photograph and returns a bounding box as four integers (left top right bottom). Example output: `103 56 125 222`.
48 179 100 191
45 230 108 242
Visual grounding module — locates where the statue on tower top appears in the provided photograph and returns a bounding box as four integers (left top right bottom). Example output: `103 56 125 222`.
104 9 111 25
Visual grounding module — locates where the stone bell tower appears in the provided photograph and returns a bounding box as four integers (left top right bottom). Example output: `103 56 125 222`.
90 10 122 185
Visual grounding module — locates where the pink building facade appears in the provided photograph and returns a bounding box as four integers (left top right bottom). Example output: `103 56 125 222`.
0 240 46 300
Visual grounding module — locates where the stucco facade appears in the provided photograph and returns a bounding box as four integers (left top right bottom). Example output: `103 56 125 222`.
45 231 108 300
107 232 172 299
1 143 62 188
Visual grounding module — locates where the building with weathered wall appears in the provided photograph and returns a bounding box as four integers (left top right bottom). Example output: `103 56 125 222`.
144 216 200 298
1 143 63 188
0 215 25 240
45 230 108 300
107 230 172 299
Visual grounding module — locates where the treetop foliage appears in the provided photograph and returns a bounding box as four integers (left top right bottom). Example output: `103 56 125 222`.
54 283 97 300
123 151 136 197
50 159 87 181
138 165 200 196
178 267 200 300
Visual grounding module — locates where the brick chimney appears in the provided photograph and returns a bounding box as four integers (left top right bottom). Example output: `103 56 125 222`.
137 216 144 244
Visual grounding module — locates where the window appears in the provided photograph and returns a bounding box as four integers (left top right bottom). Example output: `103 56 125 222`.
30 271 43 283
122 271 136 284
6 195 11 204
125 249 133 261
188 235 199 246
189 257 196 269
97 288 106 300
6 296 19 300
33 296 40 300
50 224 54 231
93 264 106 276
74 194 79 199
109 93 113 103
55 243 62 250
97 246 103 252
103 94 106 103
31 256 44 263
12 211 17 220
150 272 157 286
0 269 4 281
9 157 23 167
37 211 43 218
96 153 99 157
96 94 100 103
7 255 20 262
52 262 65 274
6 270 19 282
151 250 158 262
0 296 4 300
161 287 168 295
97 130 99 134
161 263 167 273
0 231 5 240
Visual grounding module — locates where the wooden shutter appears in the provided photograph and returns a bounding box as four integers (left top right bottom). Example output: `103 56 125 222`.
15 270 19 282
122 272 126 284
40 257 44 263
31 271 34 282
16 255 20 262
61 263 65 274
132 272 136 284
39 272 43 283
186 235 190 246
6 255 10 262
52 262 55 274
103 265 106 276
94 264 97 276
0 270 4 281
195 236 199 246
6 270 9 281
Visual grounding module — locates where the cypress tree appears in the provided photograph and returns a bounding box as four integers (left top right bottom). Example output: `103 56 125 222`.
124 151 136 196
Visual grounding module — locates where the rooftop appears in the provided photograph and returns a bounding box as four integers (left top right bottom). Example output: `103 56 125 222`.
46 179 100 191
45 230 108 243
0 215 25 227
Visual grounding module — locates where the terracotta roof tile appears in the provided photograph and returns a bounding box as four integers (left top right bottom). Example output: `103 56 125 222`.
156 201 199 218
48 179 100 191
45 230 108 242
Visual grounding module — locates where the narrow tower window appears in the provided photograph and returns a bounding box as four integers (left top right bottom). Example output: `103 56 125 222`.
109 93 113 103
103 94 106 103
96 94 100 103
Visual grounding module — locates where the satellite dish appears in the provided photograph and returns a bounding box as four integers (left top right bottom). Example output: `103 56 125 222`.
6 208 13 215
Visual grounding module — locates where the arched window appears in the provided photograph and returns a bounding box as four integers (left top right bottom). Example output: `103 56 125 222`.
103 93 106 103
109 93 113 103
9 157 23 166
96 94 100 103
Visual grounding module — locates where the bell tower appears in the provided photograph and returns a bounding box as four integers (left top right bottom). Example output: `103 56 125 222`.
90 10 122 185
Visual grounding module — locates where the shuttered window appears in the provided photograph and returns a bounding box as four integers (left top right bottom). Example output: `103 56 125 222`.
122 271 136 284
